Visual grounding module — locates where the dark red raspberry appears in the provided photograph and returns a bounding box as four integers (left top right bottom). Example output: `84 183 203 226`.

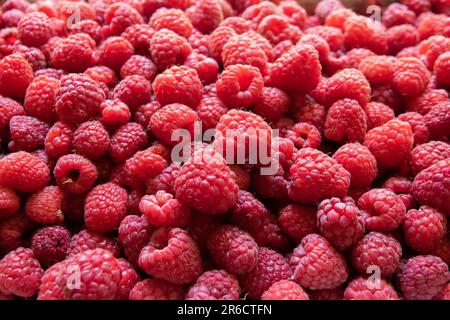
146 162 181 195
139 227 203 284
116 258 140 300
0 96 24 131
186 269 240 300
8 115 49 152
31 226 70 267
363 102 395 130
69 19 102 44
12 45 46 71
343 16 388 54
392 57 430 96
222 34 268 74
407 89 448 115
289 148 351 204
0 53 33 98
25 185 65 225
208 26 237 62
50 33 96 73
0 247 43 298
332 143 377 188
0 186 20 219
187 0 223 34
24 75 58 123
278 204 317 244
220 17 252 34
290 234 348 290
403 0 431 13
285 122 321 149
121 24 154 54
103 2 143 36
382 176 415 209
98 36 134 72
261 280 309 300
119 215 153 265
294 96 326 133
109 122 148 163
0 215 33 251
399 255 449 300
84 66 118 89
187 30 210 55
387 24 420 55
72 121 110 160
435 282 450 300
112 75 151 112
44 121 75 159
17 12 52 47
434 52 450 88
37 260 66 300
254 87 289 122
67 229 120 258
423 101 450 139
54 154 98 194
120 55 157 81
149 8 192 38
149 28 192 70
344 277 399 300
371 84 402 113
133 101 161 129
124 147 168 182
184 52 219 85
325 68 370 108
382 3 416 27
411 141 450 173
229 165 250 190
130 279 185 300
140 191 190 228
242 30 274 62
257 14 302 46
195 97 228 130
0 151 49 192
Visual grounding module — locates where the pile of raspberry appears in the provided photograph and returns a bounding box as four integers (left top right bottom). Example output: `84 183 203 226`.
0 0 449 301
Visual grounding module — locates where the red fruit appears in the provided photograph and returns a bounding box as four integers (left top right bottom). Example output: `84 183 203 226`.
149 28 192 71
294 96 326 132
411 141 450 173
382 3 416 27
0 96 25 131
186 270 240 300
9 115 49 152
25 186 65 225
344 277 399 300
31 226 70 267
17 12 52 47
133 101 161 129
103 2 143 36
257 14 302 46
208 26 237 62
186 0 223 34
118 215 153 265
278 204 317 244
44 121 75 159
387 24 420 55
112 75 151 112
67 229 120 258
184 52 219 85
325 8 355 30
392 57 430 96
130 279 185 300
24 75 59 122
253 87 289 122
121 24 154 54
124 148 168 183
0 186 20 219
358 55 394 86
115 258 140 300
222 35 268 74
261 280 309 300
98 36 134 72
54 154 97 194
149 8 192 38
69 19 102 44
343 16 388 54
84 66 117 89
120 55 157 81
140 191 190 228
285 122 321 149
371 84 402 113
146 162 181 195
109 122 148 163
305 26 344 52
423 101 450 139
50 33 96 73
325 68 371 108
407 89 449 115
0 215 33 251
73 121 110 160
196 97 228 129
434 52 450 88
0 53 33 98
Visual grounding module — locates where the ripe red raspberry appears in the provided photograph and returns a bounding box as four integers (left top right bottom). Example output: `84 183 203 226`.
434 52 450 88
44 121 75 159
54 154 97 194
34 68 66 80
297 34 330 64
412 159 450 215
109 122 148 163
343 16 388 54
219 17 252 34
121 24 154 54
403 0 431 13
17 12 52 47
149 28 192 71
187 30 210 55
305 26 344 52
289 148 351 204
207 225 258 275
84 183 127 233
25 185 65 225
50 33 96 73
153 66 202 108
0 186 20 219
8 115 49 152
332 143 377 188
84 66 118 89
278 204 317 244
186 0 223 34
241 247 292 299
72 121 110 160
276 0 306 28
2 8 24 27
31 226 70 267
0 247 43 298
37 260 66 300
371 84 402 113
0 96 24 131
140 191 190 228
67 229 120 258
309 287 344 300
386 24 420 55
228 165 250 190
0 151 49 192
363 102 395 130
423 101 450 139
240 1 276 25
148 8 192 38
344 277 399 300
124 147 168 183
397 112 430 145
174 148 238 214
186 270 240 300
112 75 151 112
314 0 344 22
146 162 181 195
139 227 203 284
99 100 131 128
98 36 134 72
392 57 430 96
195 97 228 129
382 3 416 27
184 52 219 85
358 55 394 86
69 19 102 44
269 44 321 94
294 96 326 132
254 87 289 122
324 7 355 30
12 44 46 71
382 176 415 209
363 119 414 169
352 232 402 277
285 122 321 149
435 282 450 300
325 68 371 108
0 214 33 251
134 101 161 129
116 258 140 300
411 141 450 173
399 255 449 300
119 215 153 265
290 234 348 290
257 14 302 46
0 53 33 98
261 280 309 300
120 55 157 81
130 279 185 300
24 75 58 123
208 26 237 62
222 35 268 74
103 2 143 36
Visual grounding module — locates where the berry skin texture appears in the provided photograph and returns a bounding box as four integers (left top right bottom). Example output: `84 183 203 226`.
124 148 168 183
0 53 34 99
207 225 258 275
0 247 43 298
0 96 25 131
8 115 49 152
254 86 290 122
109 122 148 163
363 119 414 169
119 215 153 265
68 229 120 258
269 44 321 94
0 186 20 219
382 3 416 27
54 154 98 194
130 279 185 300
73 121 110 160
290 234 349 290
289 148 351 204
285 122 321 149
25 186 65 225
186 0 223 34
343 16 388 54
140 191 190 228
149 28 192 71
364 102 395 130
392 57 430 97
208 26 237 62
31 226 71 268
184 52 219 85
100 100 131 128
148 8 193 38
120 55 157 81
17 12 52 47
358 55 394 85
278 204 318 244
222 35 268 74
399 255 449 300
434 52 450 88
423 101 450 139
411 141 450 173
112 75 151 113
358 188 406 232
0 151 50 193
344 277 399 300
98 37 134 73
84 183 128 233
24 75 59 123
186 270 240 300
138 228 203 284
325 68 371 108
50 34 96 73
261 280 309 300
241 247 293 299
116 258 140 300
196 97 229 130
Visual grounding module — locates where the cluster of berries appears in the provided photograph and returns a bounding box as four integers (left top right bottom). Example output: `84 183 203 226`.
0 0 449 301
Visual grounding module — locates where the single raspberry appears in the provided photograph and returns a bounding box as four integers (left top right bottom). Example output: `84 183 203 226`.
254 87 289 122
290 234 348 290
434 52 450 88
269 44 321 94
119 215 153 265
140 191 190 228
222 35 268 74
184 52 219 85
109 122 148 163
174 148 238 214
121 24 154 54
37 260 67 300
113 76 151 113
99 100 131 128
403 0 432 13
289 148 351 204
344 277 399 300
130 279 185 300
397 112 430 145
343 16 388 54
0 247 43 298
387 24 420 55
146 162 181 195
325 68 371 108
12 45 46 71
50 33 96 73
139 228 203 284
98 36 134 72
392 57 430 97
67 229 120 258
149 28 192 71
276 0 306 28
2 9 24 27
351 232 402 277
435 282 450 300
241 30 274 62
186 270 240 300
399 255 449 300
257 14 302 46
187 30 210 55
208 26 237 62
411 141 450 173
0 151 49 192
0 96 24 131
261 280 309 300
358 55 394 86
314 0 345 22
324 8 355 30
132 101 160 129
31 226 70 267
124 148 168 183
278 204 318 244
220 17 253 34
297 34 330 64
103 2 144 36
371 84 402 113
412 159 450 215
116 258 140 300
305 26 344 52
0 186 20 219
382 176 415 209
69 19 102 44
285 122 321 149
56 1 95 22
423 101 450 139
363 102 395 130
0 215 33 251
72 121 110 160
17 12 52 47
148 8 192 38
54 154 97 194
432 236 450 265
406 89 448 115
0 53 33 98
25 185 65 225
44 121 75 159
3 0 29 11
8 115 49 152
382 3 416 27
120 55 157 81
24 75 58 123
187 0 223 34
294 96 326 132
84 66 118 89
196 97 228 130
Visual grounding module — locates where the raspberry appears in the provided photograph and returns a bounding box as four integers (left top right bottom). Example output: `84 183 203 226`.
399 255 449 300
229 165 250 190
37 260 66 300
13 45 46 71
392 57 430 97
278 204 318 244
343 16 388 54
84 183 128 233
325 68 371 108
285 122 321 149
34 68 66 80
130 279 185 300
103 2 143 36
254 87 290 122
148 8 192 38
98 36 134 72
358 55 394 86
0 53 33 98
423 101 450 139
153 66 202 108
138 228 203 284
382 176 415 209
124 148 168 183
294 96 326 132
363 102 395 130
0 215 33 251
174 148 238 214
325 8 355 30
140 191 190 228
222 35 268 74
69 19 102 44
187 30 210 55
351 232 402 277
242 30 274 62
99 100 131 128
72 121 110 160
84 66 118 89
25 185 65 225
121 24 154 54
241 247 292 299
109 122 148 163
298 34 330 64
397 112 430 145
434 52 450 88
116 258 140 300
149 28 192 71
277 0 306 28
24 75 59 123
186 0 223 34
412 159 450 215
54 154 97 194
146 162 181 195
50 33 96 73
386 24 420 55
344 277 399 300
119 215 153 265
382 3 416 27
3 0 29 11
289 148 351 204
332 143 377 188
261 280 309 300
269 44 321 94
403 0 432 13
0 186 20 219
31 226 70 267
208 26 236 63
411 141 450 173
435 283 450 300
8 115 49 152
290 234 348 290
207 225 258 275
371 84 402 113
0 96 24 131
195 97 228 130
315 0 345 22
17 12 52 47
2 9 24 27
184 52 219 85
0 247 43 298
120 55 157 81
257 14 302 46
112 75 151 113
305 26 344 52
220 17 252 34
0 151 49 192
44 121 75 159
186 270 240 300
